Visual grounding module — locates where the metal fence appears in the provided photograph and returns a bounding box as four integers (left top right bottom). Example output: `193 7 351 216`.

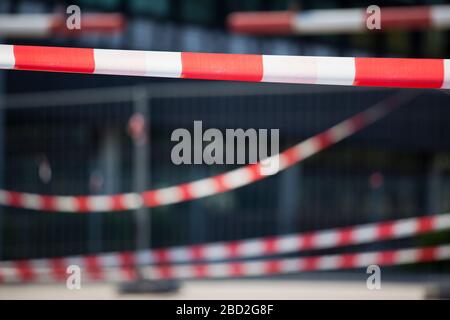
1 82 450 267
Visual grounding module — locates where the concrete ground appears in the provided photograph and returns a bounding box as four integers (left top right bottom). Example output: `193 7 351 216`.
0 279 431 299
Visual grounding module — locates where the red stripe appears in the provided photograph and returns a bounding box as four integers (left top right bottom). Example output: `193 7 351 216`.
377 222 394 239
178 184 193 202
181 52 263 82
13 45 95 74
158 265 173 279
228 12 294 35
354 58 444 88
41 196 56 211
154 249 169 264
84 256 103 280
281 147 300 167
141 191 159 207
194 264 208 278
300 233 315 250
15 261 35 281
76 197 90 213
303 257 319 271
379 7 431 30
119 252 136 280
417 216 434 233
315 132 333 149
111 195 126 211
340 254 357 269
190 246 204 261
418 247 437 262
228 242 240 258
230 262 244 276
9 192 23 208
50 258 67 280
379 251 397 265
337 228 354 246
263 238 278 254
265 260 281 274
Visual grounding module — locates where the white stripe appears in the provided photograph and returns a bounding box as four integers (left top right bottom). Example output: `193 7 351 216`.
239 240 265 256
203 244 228 260
98 254 120 268
442 59 450 89
395 248 418 264
21 194 43 210
188 178 219 198
276 235 300 253
222 168 253 189
94 49 147 76
355 252 378 267
0 45 15 69
242 261 266 276
316 57 356 86
393 218 418 237
437 245 450 260
314 230 339 248
0 15 53 38
155 187 184 205
352 225 378 243
316 256 340 270
436 213 450 229
208 264 230 277
121 193 142 210
262 55 317 84
135 250 153 265
172 265 195 279
145 51 182 78
279 259 300 273
297 139 321 159
430 5 450 28
293 9 365 34
328 121 354 142
169 247 191 262
0 263 21 283
87 196 113 212
55 197 78 212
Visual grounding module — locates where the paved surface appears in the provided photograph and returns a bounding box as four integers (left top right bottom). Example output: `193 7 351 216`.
0 280 428 300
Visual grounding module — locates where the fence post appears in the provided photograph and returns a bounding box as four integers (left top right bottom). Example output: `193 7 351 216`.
132 86 150 252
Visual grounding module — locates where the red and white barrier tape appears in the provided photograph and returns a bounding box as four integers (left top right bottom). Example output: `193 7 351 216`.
0 14 125 38
228 5 450 35
1 212 448 281
0 92 413 212
1 244 449 283
0 44 449 88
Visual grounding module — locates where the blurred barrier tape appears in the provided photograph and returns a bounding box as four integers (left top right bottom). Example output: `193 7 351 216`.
1 244 449 283
0 14 125 38
0 44 449 88
1 211 449 280
227 5 450 35
0 92 415 212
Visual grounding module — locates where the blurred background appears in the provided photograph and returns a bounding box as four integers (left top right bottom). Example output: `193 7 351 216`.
0 0 450 299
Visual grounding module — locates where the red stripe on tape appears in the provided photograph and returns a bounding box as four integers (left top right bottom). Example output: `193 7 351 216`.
227 11 294 35
85 256 103 280
181 52 263 82
379 7 431 29
377 222 394 240
417 216 434 233
15 261 35 281
354 58 444 88
418 247 437 262
50 258 67 280
14 45 95 74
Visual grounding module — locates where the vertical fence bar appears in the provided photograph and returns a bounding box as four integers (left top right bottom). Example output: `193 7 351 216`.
133 86 150 251
0 53 4 260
